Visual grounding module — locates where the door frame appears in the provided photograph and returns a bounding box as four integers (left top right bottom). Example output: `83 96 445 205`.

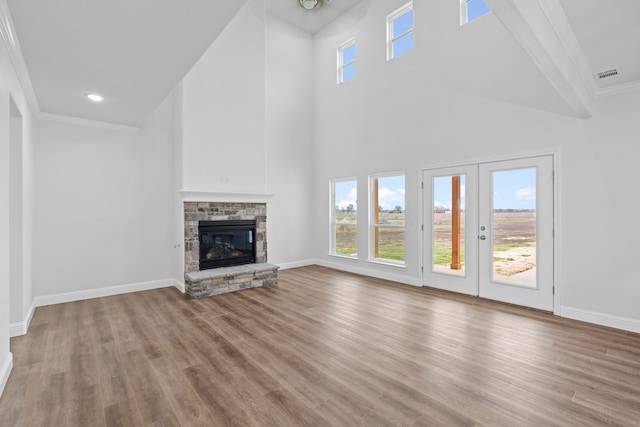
419 150 561 315
422 164 479 296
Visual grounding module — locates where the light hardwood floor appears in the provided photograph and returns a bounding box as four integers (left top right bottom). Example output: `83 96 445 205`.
1 265 639 426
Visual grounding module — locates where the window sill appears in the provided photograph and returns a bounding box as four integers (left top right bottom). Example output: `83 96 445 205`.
367 259 406 269
329 253 359 261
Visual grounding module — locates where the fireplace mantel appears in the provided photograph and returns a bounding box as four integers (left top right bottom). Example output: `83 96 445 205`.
178 190 274 204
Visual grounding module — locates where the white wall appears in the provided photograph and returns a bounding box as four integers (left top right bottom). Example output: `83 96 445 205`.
32 94 177 300
181 0 266 194
265 15 315 266
312 0 640 328
176 1 315 268
557 91 640 323
0 1 36 393
0 87 11 398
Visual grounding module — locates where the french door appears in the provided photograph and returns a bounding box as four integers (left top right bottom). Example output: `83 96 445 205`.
423 156 554 311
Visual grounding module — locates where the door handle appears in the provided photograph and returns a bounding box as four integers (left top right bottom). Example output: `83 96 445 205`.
479 235 486 240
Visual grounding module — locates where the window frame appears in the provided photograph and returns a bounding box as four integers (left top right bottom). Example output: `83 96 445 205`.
330 177 358 258
337 38 357 84
369 172 406 266
460 0 491 25
387 2 414 61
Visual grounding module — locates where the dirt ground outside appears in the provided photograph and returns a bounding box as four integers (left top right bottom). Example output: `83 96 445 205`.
433 211 536 277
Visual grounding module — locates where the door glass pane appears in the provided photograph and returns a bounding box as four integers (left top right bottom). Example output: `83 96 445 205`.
492 168 537 287
432 175 465 276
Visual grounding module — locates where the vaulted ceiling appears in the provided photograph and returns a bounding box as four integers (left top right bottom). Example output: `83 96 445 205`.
3 0 639 129
267 0 364 34
559 0 640 92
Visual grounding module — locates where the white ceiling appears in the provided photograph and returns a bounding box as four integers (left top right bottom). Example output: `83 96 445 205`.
559 0 640 91
6 0 248 127
266 0 365 34
4 0 640 128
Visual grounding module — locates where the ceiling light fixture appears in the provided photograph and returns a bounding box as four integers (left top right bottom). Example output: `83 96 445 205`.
86 93 104 102
299 0 319 10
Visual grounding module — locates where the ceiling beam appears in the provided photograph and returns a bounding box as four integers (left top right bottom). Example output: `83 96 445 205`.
484 0 595 118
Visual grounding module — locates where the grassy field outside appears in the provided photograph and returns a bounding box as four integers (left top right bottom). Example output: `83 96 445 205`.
335 210 536 274
334 210 357 257
433 212 466 266
335 211 405 261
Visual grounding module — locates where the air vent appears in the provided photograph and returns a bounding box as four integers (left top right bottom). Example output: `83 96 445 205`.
595 68 619 80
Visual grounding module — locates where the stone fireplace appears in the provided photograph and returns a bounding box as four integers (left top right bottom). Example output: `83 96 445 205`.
183 201 278 298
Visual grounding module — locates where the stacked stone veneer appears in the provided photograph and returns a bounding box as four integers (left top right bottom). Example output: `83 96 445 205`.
184 202 277 298
185 263 279 298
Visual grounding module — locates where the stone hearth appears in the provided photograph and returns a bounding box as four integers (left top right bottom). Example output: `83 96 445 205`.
185 263 279 298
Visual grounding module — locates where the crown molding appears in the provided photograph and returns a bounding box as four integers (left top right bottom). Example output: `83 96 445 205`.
0 0 40 115
37 112 141 133
595 80 640 100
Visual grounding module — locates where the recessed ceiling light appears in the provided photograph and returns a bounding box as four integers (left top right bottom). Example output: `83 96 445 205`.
86 93 104 102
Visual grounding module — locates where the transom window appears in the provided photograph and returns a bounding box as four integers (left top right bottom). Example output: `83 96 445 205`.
387 2 414 60
370 173 405 264
331 178 358 257
461 0 491 25
338 39 356 83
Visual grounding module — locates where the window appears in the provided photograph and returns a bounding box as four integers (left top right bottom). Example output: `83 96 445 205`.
331 178 358 257
338 39 356 83
387 2 414 60
370 174 405 264
461 0 491 25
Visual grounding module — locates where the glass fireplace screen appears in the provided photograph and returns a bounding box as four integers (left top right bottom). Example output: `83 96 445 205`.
198 220 256 270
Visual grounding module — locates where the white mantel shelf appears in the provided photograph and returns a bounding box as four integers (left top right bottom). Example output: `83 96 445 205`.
178 191 275 203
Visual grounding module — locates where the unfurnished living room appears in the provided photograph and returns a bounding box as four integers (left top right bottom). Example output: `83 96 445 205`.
1 0 639 425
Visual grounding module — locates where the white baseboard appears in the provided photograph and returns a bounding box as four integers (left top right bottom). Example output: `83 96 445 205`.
560 306 640 334
276 259 316 270
315 259 420 287
34 278 178 308
173 279 185 293
0 352 13 399
9 301 36 337
9 323 24 338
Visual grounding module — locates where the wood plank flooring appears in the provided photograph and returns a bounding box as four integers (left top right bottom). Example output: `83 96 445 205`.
1 265 640 426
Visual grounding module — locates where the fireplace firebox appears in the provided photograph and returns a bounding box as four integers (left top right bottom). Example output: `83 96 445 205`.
199 220 256 270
